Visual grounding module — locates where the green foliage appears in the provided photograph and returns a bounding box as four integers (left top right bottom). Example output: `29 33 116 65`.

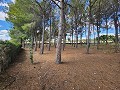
96 35 115 43
0 40 21 72
0 40 21 49
7 0 38 43
108 35 115 42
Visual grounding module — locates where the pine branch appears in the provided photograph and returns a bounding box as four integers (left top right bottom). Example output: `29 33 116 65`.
51 0 61 9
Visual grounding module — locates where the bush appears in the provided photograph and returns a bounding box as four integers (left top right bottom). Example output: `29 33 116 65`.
0 40 21 73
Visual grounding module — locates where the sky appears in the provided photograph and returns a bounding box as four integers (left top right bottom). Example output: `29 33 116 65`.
0 0 119 41
0 0 15 41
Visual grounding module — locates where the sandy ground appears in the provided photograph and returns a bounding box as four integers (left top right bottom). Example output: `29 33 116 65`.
1 45 120 90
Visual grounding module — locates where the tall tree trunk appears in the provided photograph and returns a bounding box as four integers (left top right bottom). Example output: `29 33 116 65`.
85 23 87 45
96 0 101 49
39 35 41 48
34 30 37 51
63 33 66 51
71 28 74 46
54 36 56 48
118 19 120 34
56 0 64 64
74 37 76 47
105 17 108 45
23 40 25 48
38 28 41 48
40 15 45 54
71 17 74 46
118 19 120 38
31 37 34 49
93 24 96 46
62 13 66 51
80 33 82 46
86 1 91 54
30 28 33 64
97 20 100 49
75 13 78 48
87 22 91 54
114 12 119 53
48 13 52 51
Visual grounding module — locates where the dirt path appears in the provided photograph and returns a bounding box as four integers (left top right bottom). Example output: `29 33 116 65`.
1 45 120 90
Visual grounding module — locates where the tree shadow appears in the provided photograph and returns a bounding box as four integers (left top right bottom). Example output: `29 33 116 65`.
12 48 26 63
33 62 40 65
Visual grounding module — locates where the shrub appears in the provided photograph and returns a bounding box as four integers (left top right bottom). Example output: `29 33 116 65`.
0 40 21 73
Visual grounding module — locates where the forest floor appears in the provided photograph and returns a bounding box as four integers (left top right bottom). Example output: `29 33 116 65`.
0 45 120 90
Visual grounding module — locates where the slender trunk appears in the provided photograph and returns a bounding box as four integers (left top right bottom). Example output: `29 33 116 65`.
75 13 78 48
118 19 120 44
114 12 119 53
30 28 33 64
118 19 120 34
74 36 75 47
70 35 71 44
56 0 64 64
105 17 108 45
72 29 73 46
48 14 52 51
62 13 66 51
38 29 41 48
63 33 66 51
31 36 34 49
87 22 90 54
85 24 87 45
76 31 78 48
54 36 56 48
39 35 41 48
71 17 74 46
97 20 100 49
23 40 25 48
86 2 91 54
34 30 37 51
40 15 45 54
93 24 95 45
80 33 82 46
97 0 101 49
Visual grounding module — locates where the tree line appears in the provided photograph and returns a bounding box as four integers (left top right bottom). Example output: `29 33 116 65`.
6 0 120 64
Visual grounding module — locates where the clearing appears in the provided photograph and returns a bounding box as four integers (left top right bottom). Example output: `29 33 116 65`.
0 45 120 90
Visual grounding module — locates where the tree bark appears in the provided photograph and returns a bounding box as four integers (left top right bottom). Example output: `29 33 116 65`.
86 1 91 54
118 19 120 34
114 12 119 53
80 33 82 46
34 30 37 51
39 35 41 48
23 40 25 48
87 22 91 54
40 15 45 54
30 27 33 64
48 13 52 51
93 24 96 46
75 12 78 48
72 30 73 46
97 20 100 49
62 13 66 51
105 17 108 45
71 17 74 46
56 0 64 64
84 23 87 45
62 33 66 51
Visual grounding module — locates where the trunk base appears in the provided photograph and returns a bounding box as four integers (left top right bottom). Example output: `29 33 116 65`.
56 61 62 64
